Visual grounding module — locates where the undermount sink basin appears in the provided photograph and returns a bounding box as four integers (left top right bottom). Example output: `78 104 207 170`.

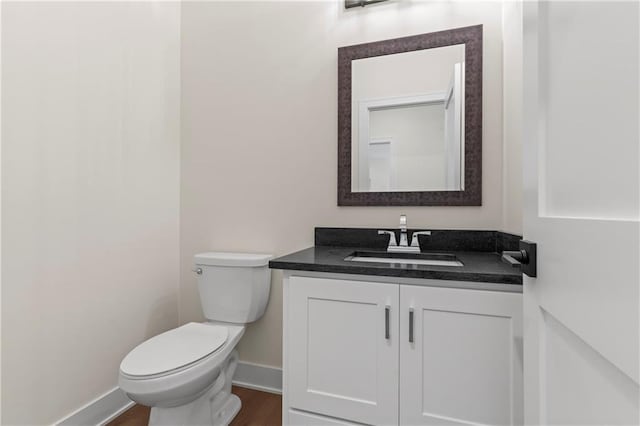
344 251 464 267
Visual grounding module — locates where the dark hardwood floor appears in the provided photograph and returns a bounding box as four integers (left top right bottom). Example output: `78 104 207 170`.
107 386 282 426
108 404 151 426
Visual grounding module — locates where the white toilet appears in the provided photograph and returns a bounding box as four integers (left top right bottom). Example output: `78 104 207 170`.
119 252 272 426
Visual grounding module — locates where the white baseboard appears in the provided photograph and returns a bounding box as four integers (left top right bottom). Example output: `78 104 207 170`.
52 362 281 426
233 361 282 395
55 387 133 426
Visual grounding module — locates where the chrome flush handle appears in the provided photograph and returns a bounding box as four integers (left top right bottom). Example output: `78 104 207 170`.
192 267 203 275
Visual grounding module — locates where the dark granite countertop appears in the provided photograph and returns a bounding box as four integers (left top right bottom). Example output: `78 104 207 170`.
269 245 522 285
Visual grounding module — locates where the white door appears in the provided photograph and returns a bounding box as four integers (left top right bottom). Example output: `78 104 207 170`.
400 284 523 426
287 276 399 425
522 1 639 424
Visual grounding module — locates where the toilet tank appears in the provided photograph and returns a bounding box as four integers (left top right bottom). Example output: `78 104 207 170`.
194 252 272 324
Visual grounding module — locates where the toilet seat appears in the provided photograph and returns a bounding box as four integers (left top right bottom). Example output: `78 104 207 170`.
120 323 228 378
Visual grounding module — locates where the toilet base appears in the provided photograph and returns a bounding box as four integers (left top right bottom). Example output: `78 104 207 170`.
212 393 241 425
148 350 241 426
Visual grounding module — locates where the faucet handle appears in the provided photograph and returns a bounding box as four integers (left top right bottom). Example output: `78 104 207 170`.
378 230 398 247
410 231 432 247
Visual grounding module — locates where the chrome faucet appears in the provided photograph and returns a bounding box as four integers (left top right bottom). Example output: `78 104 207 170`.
378 214 431 253
398 214 409 247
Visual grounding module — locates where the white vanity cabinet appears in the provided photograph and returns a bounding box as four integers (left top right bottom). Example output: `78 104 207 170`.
399 285 523 426
283 273 523 426
287 276 399 425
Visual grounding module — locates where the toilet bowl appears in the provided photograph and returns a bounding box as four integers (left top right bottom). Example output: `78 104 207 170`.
118 252 272 426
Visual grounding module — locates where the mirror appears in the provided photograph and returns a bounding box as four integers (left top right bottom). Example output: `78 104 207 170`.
352 44 465 192
338 25 482 206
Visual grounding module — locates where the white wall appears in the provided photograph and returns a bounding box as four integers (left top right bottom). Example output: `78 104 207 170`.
1 3 4 421
1 2 180 424
502 0 523 234
181 0 507 368
0 3 524 420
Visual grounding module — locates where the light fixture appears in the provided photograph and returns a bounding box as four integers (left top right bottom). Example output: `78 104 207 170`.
345 0 389 9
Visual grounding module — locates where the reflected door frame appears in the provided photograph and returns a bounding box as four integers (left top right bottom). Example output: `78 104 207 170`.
444 62 465 191
357 92 446 192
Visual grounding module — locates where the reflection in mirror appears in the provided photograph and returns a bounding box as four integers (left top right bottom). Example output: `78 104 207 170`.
351 44 465 192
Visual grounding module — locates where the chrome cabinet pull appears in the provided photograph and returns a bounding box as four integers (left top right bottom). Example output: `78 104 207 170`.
409 308 414 343
385 305 390 339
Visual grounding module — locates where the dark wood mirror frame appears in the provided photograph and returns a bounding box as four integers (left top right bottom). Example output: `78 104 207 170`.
337 25 483 206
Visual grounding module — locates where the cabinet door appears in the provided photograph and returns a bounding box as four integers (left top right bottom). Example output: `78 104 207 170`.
288 276 399 425
400 284 523 425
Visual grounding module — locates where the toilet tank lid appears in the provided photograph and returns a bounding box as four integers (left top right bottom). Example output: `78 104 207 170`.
194 252 272 267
